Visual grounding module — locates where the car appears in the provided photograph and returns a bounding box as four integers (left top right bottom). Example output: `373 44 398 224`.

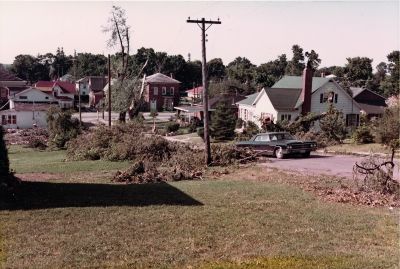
236 132 317 159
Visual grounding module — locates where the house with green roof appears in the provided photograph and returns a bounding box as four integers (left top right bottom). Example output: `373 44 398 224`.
236 75 362 128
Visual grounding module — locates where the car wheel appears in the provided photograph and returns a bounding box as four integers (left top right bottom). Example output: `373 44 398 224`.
302 151 311 158
274 147 284 159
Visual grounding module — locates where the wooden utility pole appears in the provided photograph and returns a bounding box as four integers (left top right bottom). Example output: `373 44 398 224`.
108 54 111 127
187 17 221 165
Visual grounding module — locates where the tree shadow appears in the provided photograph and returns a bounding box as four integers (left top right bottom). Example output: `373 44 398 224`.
1 181 203 210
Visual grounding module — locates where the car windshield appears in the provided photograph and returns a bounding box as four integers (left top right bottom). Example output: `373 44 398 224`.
269 133 294 141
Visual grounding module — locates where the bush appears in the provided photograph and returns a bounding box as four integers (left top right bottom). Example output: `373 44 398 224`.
165 122 180 133
352 126 374 144
27 136 47 150
47 106 80 149
236 118 244 128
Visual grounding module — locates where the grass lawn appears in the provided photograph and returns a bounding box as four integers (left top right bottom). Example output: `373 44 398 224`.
325 142 399 157
1 146 399 269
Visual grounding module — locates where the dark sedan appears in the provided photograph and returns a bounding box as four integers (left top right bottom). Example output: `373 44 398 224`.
236 132 317 159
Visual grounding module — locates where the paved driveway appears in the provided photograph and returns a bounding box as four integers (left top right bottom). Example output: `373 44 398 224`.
264 153 400 180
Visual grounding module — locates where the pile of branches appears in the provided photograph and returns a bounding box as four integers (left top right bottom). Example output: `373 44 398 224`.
4 128 48 148
353 155 399 199
68 122 259 183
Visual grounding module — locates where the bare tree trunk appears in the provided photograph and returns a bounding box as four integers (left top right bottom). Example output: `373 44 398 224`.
119 112 126 122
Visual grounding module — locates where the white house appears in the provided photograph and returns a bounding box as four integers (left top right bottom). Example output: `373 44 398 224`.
0 88 55 129
35 81 75 108
76 76 108 107
237 67 362 128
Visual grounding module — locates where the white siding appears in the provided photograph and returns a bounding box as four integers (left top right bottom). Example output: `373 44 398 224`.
277 111 300 122
0 110 47 129
253 91 278 127
310 81 360 115
15 88 54 103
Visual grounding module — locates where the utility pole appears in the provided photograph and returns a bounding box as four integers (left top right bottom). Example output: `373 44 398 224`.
108 54 111 127
73 50 81 125
187 17 221 166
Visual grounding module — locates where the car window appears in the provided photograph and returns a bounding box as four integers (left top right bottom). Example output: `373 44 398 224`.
254 136 262 141
270 135 277 141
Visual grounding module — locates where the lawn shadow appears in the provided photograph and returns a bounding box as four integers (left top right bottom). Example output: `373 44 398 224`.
1 181 203 210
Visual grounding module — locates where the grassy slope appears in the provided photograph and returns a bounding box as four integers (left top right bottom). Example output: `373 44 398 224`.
0 146 399 269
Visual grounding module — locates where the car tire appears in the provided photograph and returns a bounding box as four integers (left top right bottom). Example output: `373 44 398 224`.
274 147 284 159
302 151 311 158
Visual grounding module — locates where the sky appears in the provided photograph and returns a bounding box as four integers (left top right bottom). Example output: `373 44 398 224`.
0 1 398 69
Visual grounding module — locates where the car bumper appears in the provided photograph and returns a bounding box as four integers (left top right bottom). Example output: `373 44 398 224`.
282 148 315 154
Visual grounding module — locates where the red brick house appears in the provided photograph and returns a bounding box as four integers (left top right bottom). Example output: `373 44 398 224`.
143 73 180 111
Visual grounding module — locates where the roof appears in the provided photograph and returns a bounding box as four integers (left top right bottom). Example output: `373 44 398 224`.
350 87 365 98
235 92 260 105
358 103 385 115
209 94 246 108
0 68 23 82
35 81 76 94
186 86 203 94
265 88 302 111
145 73 181 84
272 76 330 93
89 77 107 92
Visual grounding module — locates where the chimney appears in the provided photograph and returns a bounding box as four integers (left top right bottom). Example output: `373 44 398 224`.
301 65 313 115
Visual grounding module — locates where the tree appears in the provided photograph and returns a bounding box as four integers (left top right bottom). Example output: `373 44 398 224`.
49 47 72 80
47 106 81 149
319 105 347 143
10 54 37 83
0 127 10 178
207 58 226 82
75 53 107 78
210 100 236 141
285 44 305 75
304 50 321 70
345 57 373 86
380 50 399 97
255 54 287 88
226 57 256 84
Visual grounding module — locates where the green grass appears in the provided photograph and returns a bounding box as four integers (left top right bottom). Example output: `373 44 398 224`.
1 147 399 268
325 142 399 156
8 145 130 174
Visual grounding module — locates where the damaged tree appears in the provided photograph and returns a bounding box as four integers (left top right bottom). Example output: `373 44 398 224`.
103 5 148 122
354 105 400 196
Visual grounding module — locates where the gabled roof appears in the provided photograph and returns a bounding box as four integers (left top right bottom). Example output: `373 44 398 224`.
14 87 53 99
145 73 181 84
265 88 302 111
0 68 23 82
272 76 330 93
235 92 259 105
35 81 75 94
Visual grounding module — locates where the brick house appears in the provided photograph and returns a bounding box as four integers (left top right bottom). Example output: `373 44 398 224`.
143 73 180 111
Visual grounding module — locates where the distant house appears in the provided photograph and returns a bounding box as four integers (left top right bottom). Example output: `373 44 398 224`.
35 81 75 108
0 68 29 109
0 87 56 129
143 73 181 111
76 76 107 106
350 87 386 119
186 86 203 101
236 67 362 128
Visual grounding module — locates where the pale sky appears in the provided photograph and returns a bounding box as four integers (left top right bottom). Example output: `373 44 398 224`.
0 1 398 69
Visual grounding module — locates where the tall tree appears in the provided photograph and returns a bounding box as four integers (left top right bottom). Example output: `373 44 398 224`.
210 99 236 141
285 44 305 76
49 47 72 80
255 54 287 88
226 57 256 84
304 50 321 71
380 50 399 97
207 58 226 82
345 57 373 86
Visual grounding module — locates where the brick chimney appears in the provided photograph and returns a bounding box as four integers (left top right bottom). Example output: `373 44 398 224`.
301 64 313 115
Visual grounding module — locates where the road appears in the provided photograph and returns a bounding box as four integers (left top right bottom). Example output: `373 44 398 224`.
73 111 175 125
264 153 400 180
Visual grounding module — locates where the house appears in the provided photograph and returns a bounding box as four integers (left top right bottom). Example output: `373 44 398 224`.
0 68 29 109
236 66 362 128
76 76 107 106
0 87 56 129
143 73 181 111
35 81 75 108
350 87 386 119
186 86 203 101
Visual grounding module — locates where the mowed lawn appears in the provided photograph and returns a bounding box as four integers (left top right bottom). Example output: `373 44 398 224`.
0 147 399 269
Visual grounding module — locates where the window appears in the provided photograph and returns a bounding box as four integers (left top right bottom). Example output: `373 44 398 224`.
320 91 335 103
1 115 6 125
12 115 16 124
346 114 359 127
153 87 158 95
0 89 7 98
169 87 174 95
244 109 248 120
19 96 27 100
162 87 167 95
280 114 292 121
334 94 338 103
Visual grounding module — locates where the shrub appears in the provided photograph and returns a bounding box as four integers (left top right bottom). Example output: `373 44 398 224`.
27 136 47 150
47 106 80 149
197 127 204 139
352 126 374 144
236 118 244 128
165 122 180 133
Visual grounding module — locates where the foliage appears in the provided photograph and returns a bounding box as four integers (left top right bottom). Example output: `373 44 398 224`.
207 58 226 81
304 50 321 70
374 105 400 159
352 125 374 144
0 127 10 178
254 54 287 88
75 53 107 78
197 127 204 139
0 127 19 201
345 57 373 86
285 44 305 76
236 121 260 141
235 118 244 128
209 78 256 97
47 106 80 149
165 122 180 133
210 100 236 141
226 57 256 84
379 50 399 97
319 105 347 143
